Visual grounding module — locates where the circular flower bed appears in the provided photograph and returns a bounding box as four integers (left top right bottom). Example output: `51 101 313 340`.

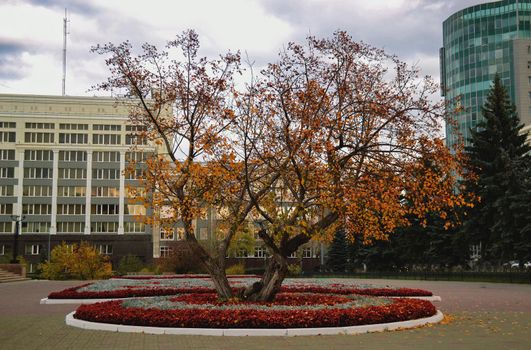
48 277 433 299
73 293 437 329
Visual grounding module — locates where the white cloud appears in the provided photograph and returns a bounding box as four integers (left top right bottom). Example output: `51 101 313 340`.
0 0 495 96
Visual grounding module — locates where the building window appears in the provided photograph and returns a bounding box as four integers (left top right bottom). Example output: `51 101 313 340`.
176 228 185 240
21 222 50 233
124 222 145 233
125 168 145 180
0 185 14 196
160 227 174 240
91 222 119 233
93 168 120 180
24 150 53 161
58 168 86 179
126 187 146 198
0 122 16 128
93 151 120 162
125 204 146 215
199 227 208 240
0 131 16 142
0 244 11 255
57 204 85 215
0 204 13 215
59 123 88 130
254 246 267 258
25 244 42 255
160 246 172 258
25 122 54 129
125 152 149 163
91 204 119 215
92 187 119 197
56 222 84 233
22 204 51 215
97 244 113 255
24 168 52 179
289 251 297 258
24 132 54 143
125 125 147 132
0 222 13 233
235 249 248 258
93 134 121 145
23 185 52 197
0 150 15 160
125 134 148 145
59 151 86 162
302 247 313 258
59 133 88 144
57 186 86 197
0 167 14 178
93 124 121 131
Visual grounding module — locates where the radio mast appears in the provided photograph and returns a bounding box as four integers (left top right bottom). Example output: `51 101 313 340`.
62 8 69 96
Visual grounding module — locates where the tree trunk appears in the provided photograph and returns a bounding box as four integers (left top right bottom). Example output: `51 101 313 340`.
243 255 288 301
205 262 233 300
183 233 234 300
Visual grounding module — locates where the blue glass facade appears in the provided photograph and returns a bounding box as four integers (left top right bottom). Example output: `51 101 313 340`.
441 0 531 146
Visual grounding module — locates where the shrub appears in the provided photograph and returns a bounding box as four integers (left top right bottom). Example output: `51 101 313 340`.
287 264 302 276
140 266 158 274
39 241 112 280
155 242 205 274
225 263 245 275
117 255 144 275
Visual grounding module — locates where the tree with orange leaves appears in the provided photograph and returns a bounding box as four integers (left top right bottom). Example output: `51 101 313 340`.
93 30 260 298
93 30 470 302
236 31 471 300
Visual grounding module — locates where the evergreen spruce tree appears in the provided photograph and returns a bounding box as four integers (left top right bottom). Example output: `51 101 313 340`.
325 229 349 272
462 74 531 264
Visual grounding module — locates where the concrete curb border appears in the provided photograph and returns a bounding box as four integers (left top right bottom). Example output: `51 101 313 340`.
42 295 441 304
65 310 444 336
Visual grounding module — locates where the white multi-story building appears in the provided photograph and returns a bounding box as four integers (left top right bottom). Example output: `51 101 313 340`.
0 93 324 273
0 93 156 271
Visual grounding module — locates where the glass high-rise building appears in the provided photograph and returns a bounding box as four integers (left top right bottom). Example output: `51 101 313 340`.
440 0 531 146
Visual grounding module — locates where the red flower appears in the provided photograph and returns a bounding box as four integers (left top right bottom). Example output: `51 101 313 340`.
74 297 437 329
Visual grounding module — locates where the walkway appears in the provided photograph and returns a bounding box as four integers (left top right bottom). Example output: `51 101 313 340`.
0 279 530 350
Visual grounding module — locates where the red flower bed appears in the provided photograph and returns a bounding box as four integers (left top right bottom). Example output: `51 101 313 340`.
282 286 433 297
74 297 436 329
48 285 213 299
48 284 432 299
170 293 351 306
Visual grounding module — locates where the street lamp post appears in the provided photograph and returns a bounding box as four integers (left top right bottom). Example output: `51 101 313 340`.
48 230 51 262
10 215 25 264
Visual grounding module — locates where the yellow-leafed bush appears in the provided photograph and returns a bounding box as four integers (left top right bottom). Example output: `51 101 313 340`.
225 263 245 275
39 241 112 280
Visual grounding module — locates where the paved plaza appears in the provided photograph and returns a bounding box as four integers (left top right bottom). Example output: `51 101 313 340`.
0 278 530 350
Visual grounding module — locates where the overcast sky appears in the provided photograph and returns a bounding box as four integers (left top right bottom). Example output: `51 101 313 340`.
0 0 493 97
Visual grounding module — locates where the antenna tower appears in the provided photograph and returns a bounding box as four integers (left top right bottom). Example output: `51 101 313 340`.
62 9 69 96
